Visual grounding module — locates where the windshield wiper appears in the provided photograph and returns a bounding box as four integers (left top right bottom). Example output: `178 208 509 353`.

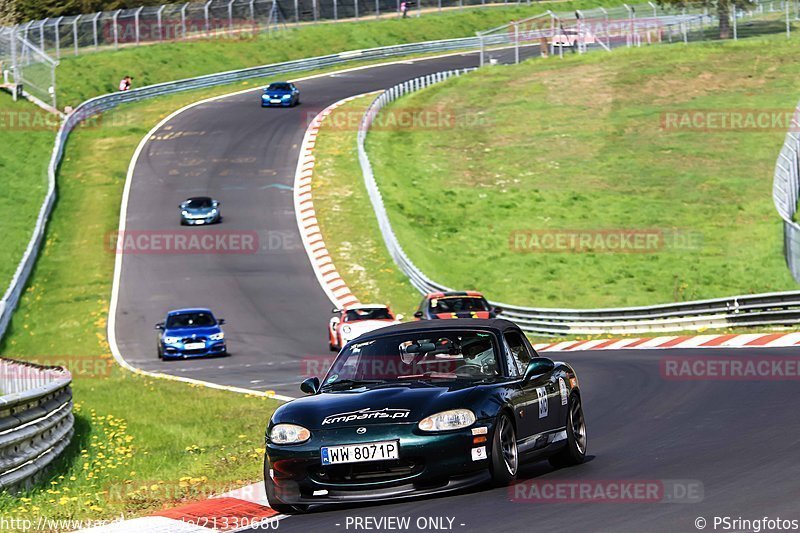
320 378 386 390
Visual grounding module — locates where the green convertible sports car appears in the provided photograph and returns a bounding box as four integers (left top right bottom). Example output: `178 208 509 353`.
264 319 587 513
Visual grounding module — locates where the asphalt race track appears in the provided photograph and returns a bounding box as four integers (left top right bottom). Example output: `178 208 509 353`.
113 45 800 532
113 45 539 396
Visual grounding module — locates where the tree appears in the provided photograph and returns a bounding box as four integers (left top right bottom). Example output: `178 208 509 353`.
0 0 18 25
658 0 755 39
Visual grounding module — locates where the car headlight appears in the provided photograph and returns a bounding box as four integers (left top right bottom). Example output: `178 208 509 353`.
282 94 291 99
181 210 189 216
163 335 180 344
210 209 217 215
209 332 224 341
418 409 476 432
270 423 310 444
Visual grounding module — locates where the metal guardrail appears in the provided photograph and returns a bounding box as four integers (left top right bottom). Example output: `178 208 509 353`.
359 72 800 335
0 360 72 491
773 107 800 282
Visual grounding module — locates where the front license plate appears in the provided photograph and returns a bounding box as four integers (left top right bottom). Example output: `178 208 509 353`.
270 99 281 104
321 440 399 465
184 342 205 350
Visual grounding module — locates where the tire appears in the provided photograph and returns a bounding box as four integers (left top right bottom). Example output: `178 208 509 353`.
489 413 518 486
157 346 163 360
549 393 587 468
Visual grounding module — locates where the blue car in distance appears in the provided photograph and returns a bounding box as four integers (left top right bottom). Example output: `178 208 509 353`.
155 308 227 360
261 82 300 107
179 196 221 226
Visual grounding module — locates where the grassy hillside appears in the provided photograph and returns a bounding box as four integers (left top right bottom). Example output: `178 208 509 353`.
366 36 800 308
56 0 616 106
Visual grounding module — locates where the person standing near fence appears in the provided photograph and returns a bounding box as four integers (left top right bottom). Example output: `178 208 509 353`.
400 1 408 18
118 76 132 92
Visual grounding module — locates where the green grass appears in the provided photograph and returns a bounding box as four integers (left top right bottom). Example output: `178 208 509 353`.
363 36 800 309
56 0 618 107
0 81 288 520
313 94 422 317
0 94 53 297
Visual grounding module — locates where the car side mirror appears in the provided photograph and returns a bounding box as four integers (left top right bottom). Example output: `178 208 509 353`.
178 203 185 209
524 357 555 381
332 307 340 314
494 307 503 315
155 322 164 330
300 377 320 395
330 316 340 324
217 318 225 325
413 311 423 319
396 314 405 321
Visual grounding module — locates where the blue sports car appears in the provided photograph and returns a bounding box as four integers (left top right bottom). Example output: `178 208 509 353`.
179 196 221 226
261 82 300 107
155 308 227 360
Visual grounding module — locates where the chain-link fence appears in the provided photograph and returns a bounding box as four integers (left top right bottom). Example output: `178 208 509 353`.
0 0 542 59
478 1 800 65
0 27 57 109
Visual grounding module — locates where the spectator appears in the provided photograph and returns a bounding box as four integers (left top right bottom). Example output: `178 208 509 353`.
400 1 408 18
119 76 132 92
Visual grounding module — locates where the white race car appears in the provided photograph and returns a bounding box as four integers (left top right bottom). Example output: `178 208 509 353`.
328 304 403 351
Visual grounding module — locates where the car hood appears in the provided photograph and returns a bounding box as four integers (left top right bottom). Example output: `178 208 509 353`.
163 326 221 337
263 90 292 97
272 384 486 430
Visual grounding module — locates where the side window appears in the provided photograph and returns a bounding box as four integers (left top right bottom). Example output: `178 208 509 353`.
504 331 531 376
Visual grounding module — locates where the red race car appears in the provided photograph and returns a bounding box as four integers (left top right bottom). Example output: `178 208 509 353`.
413 291 502 320
328 304 403 351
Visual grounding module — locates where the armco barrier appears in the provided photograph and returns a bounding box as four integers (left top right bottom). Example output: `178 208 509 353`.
359 73 800 335
0 359 72 491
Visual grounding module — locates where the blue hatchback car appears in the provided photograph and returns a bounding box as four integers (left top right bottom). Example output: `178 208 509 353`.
261 82 300 107
155 308 227 360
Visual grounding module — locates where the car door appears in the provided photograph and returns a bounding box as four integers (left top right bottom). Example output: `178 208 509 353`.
505 331 559 445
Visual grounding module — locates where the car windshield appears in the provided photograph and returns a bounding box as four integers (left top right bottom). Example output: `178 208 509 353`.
267 83 291 91
344 308 393 322
323 330 501 387
166 312 216 329
429 297 490 313
185 197 213 208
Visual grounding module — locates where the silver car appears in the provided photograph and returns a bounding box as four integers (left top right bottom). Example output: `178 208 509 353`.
179 196 221 225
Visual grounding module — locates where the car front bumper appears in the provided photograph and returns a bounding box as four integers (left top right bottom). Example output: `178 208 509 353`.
181 215 219 225
265 420 494 505
161 340 226 359
261 98 293 107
